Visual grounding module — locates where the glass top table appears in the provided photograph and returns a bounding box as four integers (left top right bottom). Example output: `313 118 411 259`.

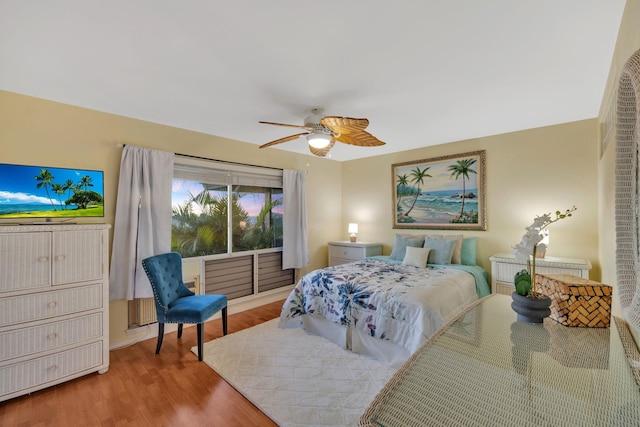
360 294 640 427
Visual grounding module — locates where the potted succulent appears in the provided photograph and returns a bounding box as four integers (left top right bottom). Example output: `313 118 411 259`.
510 206 577 322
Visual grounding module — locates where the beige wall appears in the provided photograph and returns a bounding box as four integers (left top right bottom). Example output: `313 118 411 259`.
5 0 636 347
0 90 343 346
342 120 600 280
598 0 640 315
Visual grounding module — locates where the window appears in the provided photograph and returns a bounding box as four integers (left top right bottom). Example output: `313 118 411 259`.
128 156 293 329
171 156 284 257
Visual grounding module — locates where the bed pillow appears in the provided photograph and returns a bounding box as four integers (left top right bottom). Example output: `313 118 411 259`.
461 237 478 265
389 234 425 261
430 234 464 264
423 237 456 265
402 246 431 268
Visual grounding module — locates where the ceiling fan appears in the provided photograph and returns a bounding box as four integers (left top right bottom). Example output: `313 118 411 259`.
258 108 385 157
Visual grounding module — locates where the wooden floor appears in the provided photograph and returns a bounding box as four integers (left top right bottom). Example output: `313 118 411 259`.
0 300 284 427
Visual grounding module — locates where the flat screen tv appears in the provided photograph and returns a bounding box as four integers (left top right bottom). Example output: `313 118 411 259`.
0 163 104 221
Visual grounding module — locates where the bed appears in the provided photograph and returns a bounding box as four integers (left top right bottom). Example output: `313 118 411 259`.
279 234 491 367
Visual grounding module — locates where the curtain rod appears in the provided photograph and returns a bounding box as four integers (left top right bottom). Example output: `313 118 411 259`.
116 142 284 172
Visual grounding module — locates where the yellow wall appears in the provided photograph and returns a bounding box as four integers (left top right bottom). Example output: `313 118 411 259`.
342 119 600 279
5 0 636 347
0 90 343 346
598 0 640 315
0 89 603 347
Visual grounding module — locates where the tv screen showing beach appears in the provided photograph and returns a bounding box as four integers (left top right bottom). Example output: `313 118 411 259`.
0 163 104 219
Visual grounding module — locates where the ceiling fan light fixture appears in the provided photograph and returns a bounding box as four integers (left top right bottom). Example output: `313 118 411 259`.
307 133 332 149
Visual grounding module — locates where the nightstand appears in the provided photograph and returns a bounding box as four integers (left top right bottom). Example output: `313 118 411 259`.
489 253 592 295
328 241 383 266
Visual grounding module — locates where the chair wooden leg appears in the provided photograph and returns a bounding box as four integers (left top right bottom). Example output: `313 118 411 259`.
222 307 228 336
197 323 204 361
177 323 183 339
156 323 164 355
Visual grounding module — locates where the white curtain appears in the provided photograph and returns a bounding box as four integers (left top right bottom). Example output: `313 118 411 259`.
109 145 175 300
615 48 640 331
282 169 309 269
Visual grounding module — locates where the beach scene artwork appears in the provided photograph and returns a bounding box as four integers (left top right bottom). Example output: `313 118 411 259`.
0 163 104 219
393 151 486 230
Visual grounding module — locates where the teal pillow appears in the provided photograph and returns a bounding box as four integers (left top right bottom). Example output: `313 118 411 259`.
424 237 456 265
461 237 477 265
390 234 425 261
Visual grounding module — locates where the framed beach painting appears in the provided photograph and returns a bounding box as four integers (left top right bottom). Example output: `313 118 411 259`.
392 150 486 230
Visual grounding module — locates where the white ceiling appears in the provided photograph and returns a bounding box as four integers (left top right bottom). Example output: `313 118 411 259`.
0 1 626 161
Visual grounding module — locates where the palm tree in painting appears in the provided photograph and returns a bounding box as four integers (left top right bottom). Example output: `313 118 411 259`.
35 169 57 211
404 167 431 217
396 173 411 211
447 158 477 220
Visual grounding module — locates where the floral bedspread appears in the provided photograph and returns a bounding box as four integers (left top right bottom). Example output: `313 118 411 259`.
279 259 478 355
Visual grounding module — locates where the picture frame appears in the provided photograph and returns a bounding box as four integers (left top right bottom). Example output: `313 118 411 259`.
392 150 486 230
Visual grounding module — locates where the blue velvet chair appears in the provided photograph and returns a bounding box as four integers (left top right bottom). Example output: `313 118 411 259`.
141 252 228 361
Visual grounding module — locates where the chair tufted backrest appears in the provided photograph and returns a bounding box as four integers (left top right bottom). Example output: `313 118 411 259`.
142 252 194 314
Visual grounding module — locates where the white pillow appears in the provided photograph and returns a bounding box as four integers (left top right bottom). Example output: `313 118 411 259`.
402 246 431 268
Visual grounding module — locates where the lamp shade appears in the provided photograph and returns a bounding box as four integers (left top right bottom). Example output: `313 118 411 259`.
348 223 358 234
307 133 332 149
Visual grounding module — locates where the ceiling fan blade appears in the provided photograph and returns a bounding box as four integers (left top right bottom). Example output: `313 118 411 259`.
320 116 370 133
309 139 336 157
333 130 385 147
259 121 315 131
259 132 308 149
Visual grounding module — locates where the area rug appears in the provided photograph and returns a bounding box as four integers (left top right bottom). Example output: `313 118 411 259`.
192 319 397 427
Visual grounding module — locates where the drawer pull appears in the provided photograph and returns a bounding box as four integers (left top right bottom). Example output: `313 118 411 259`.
38 256 49 262
47 301 57 308
55 255 66 262
47 365 58 373
47 333 58 340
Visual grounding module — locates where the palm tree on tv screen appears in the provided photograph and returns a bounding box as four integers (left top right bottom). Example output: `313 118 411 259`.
78 175 93 191
52 183 66 210
34 169 57 211
63 179 76 203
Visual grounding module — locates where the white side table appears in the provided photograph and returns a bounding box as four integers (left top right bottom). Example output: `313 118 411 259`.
328 241 383 266
489 253 592 295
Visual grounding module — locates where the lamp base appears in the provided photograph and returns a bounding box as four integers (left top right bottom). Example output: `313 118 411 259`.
349 234 357 243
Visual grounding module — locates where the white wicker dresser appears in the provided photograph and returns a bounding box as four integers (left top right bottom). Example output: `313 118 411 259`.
0 224 110 402
490 253 592 295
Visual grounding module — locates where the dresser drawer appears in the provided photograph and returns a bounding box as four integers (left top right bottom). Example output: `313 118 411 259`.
329 257 354 267
52 230 103 285
0 341 103 398
490 253 591 294
0 284 103 327
329 245 364 260
0 312 103 362
494 262 588 283
0 232 51 292
493 262 526 283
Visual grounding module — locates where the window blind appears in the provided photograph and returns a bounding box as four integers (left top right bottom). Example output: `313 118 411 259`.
174 156 283 188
